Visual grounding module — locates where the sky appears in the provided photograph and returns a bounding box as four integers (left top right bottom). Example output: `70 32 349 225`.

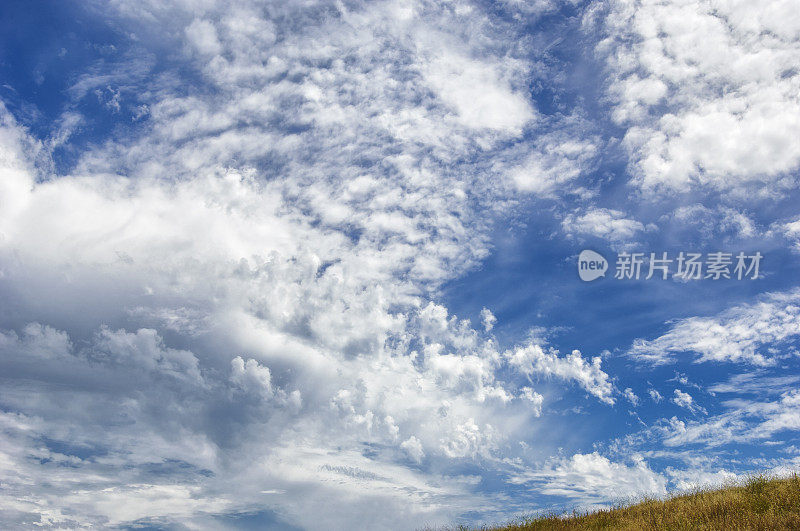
1 0 800 529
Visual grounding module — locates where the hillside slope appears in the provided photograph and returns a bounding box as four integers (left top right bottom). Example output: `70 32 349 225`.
483 474 800 531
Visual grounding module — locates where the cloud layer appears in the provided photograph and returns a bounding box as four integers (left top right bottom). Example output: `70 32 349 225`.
2 0 800 528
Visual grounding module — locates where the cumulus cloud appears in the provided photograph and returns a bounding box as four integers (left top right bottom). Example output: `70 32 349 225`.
400 436 425 463
594 0 800 194
230 356 274 397
507 345 615 404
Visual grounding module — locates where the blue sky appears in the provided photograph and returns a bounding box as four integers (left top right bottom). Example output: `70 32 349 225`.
1 0 800 529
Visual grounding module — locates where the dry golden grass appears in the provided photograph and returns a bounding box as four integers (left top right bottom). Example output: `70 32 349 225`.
468 473 800 531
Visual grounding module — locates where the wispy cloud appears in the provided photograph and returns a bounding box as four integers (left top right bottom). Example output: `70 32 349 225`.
628 290 800 365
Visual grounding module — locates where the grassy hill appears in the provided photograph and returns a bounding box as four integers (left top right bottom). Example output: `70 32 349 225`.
477 474 800 530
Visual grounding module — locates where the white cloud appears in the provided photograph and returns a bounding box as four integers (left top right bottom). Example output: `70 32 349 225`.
480 307 497 332
562 207 646 244
663 204 758 241
422 46 534 133
0 79 611 528
595 0 800 194
671 389 707 415
185 18 223 57
507 344 614 404
708 372 800 395
12 0 795 527
230 356 274 398
785 218 800 238
519 387 544 417
511 453 667 506
778 216 800 252
400 436 425 463
649 389 663 403
628 289 800 365
624 387 640 407
662 390 800 447
666 468 739 492
507 126 599 195
671 389 692 409
0 313 510 528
